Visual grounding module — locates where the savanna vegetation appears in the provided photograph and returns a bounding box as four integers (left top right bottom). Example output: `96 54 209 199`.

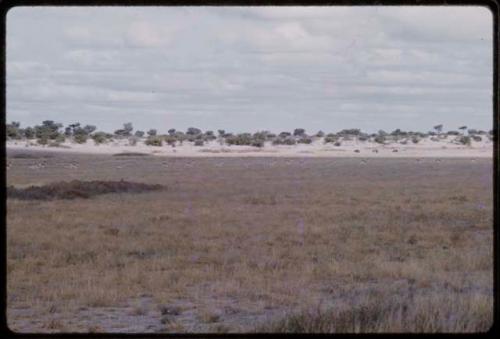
5 121 493 148
6 151 493 333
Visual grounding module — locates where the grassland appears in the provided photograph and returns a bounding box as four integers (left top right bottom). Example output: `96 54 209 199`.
6 150 493 333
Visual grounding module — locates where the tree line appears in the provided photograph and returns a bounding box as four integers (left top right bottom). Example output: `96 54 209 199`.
5 120 493 148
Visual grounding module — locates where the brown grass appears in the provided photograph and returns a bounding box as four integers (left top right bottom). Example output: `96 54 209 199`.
6 152 493 333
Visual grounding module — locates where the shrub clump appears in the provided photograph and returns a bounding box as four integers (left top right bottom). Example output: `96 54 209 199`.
458 135 472 146
145 136 163 146
7 180 164 200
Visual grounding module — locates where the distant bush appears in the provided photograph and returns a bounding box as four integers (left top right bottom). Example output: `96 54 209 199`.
334 141 341 147
459 136 471 146
279 132 291 138
74 133 88 144
128 136 139 146
273 137 296 145
135 130 145 138
339 129 361 136
194 140 204 146
114 122 133 137
55 134 66 143
163 135 177 146
226 133 253 146
358 135 369 141
447 131 460 136
92 132 108 144
145 136 163 146
37 136 49 145
147 129 157 137
472 135 482 142
35 120 63 141
412 137 420 144
24 127 35 139
298 137 313 144
374 135 385 144
324 136 337 144
316 131 325 137
7 180 164 200
186 127 202 135
251 139 265 148
6 121 22 139
293 128 306 136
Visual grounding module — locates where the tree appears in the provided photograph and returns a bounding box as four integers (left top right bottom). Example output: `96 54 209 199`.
24 127 35 139
115 122 133 137
135 130 145 138
147 129 157 137
293 128 306 136
35 120 63 140
6 121 21 139
83 125 96 135
92 132 108 144
433 124 443 134
186 127 202 135
168 128 176 135
218 129 225 137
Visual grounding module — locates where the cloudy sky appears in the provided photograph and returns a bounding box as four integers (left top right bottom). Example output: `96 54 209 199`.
7 6 493 134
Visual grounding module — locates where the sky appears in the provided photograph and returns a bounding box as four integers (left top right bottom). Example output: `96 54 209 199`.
6 6 493 134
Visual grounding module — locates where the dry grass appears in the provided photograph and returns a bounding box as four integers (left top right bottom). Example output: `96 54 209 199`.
6 150 493 333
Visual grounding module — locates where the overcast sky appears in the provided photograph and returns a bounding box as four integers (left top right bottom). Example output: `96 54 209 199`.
6 6 493 134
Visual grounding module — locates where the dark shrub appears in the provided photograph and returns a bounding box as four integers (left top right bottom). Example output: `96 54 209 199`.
226 133 253 146
339 129 360 136
187 127 202 135
374 135 385 144
74 133 88 144
164 135 177 146
324 135 337 144
468 129 478 135
334 141 341 147
316 131 325 137
194 140 204 146
298 137 312 144
35 120 63 140
293 128 306 136
145 136 163 146
135 130 145 138
168 128 176 135
7 180 164 200
472 135 482 142
6 121 22 139
115 122 133 137
251 139 265 148
91 132 107 145
24 127 35 139
412 137 420 144
447 131 460 136
279 132 291 138
83 125 96 134
458 136 471 144
147 129 157 137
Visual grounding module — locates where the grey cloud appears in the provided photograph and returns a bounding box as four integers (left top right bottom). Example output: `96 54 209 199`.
6 6 493 134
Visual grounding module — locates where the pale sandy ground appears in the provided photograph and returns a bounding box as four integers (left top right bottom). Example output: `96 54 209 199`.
6 135 493 158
